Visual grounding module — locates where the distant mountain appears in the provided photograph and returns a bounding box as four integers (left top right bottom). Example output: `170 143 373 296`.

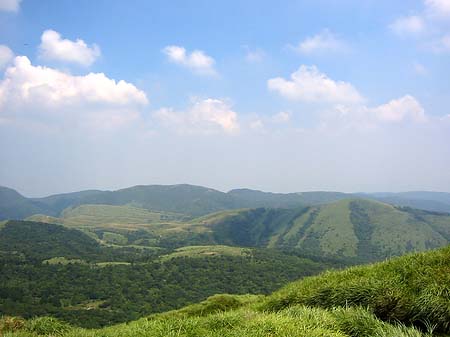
0 186 51 220
203 199 450 262
363 191 450 213
228 189 350 208
1 184 450 220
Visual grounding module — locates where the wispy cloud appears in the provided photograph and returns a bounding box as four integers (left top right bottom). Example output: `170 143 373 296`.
389 15 426 36
0 0 22 12
291 30 348 54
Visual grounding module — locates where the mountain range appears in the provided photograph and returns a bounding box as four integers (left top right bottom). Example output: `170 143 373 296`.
2 184 450 220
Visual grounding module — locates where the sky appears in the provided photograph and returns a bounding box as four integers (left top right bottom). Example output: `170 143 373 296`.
1 0 450 197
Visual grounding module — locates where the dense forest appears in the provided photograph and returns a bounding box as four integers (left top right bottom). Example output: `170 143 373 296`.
0 221 334 327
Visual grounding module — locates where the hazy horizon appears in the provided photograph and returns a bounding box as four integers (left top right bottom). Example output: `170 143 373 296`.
2 181 450 200
1 0 450 196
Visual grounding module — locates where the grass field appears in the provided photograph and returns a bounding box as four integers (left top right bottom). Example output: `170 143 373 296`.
160 245 250 261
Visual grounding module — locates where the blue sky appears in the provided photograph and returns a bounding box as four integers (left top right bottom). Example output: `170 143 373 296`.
1 0 450 196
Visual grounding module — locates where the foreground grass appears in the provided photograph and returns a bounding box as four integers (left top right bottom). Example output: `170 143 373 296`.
1 305 427 337
2 246 449 336
262 245 450 333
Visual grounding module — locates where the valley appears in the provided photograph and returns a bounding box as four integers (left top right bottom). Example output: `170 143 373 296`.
1 184 449 334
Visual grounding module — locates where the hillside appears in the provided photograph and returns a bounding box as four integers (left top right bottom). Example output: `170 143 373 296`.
2 245 449 336
22 199 450 263
3 184 450 220
0 220 102 261
205 199 450 261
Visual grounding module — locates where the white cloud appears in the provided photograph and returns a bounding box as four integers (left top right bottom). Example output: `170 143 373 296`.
389 15 426 36
163 45 216 75
268 65 364 105
326 95 427 130
154 98 239 134
0 45 14 69
293 30 347 54
371 95 426 123
39 30 101 66
0 0 21 12
425 0 450 18
272 111 291 123
0 56 148 129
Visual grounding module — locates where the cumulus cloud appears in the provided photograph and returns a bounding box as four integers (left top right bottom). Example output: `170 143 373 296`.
0 0 21 12
268 65 364 105
39 30 101 66
323 95 427 131
371 95 426 123
163 45 216 75
389 16 426 36
292 30 347 54
154 98 239 134
0 45 14 69
0 56 148 129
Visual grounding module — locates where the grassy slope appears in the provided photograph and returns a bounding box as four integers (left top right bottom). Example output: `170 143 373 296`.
4 246 450 337
160 245 250 260
28 204 183 227
206 199 450 261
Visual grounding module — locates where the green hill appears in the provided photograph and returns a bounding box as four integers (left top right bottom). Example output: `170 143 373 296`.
206 199 450 262
23 199 450 263
0 220 102 261
3 245 449 336
0 186 51 220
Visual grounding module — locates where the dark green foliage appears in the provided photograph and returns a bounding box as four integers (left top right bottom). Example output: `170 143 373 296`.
0 243 325 328
0 221 101 261
349 201 381 260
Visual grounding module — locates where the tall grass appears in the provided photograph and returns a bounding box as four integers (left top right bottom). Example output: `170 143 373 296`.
262 245 450 333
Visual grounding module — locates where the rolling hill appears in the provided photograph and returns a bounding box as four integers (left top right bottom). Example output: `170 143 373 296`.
204 199 450 261
23 198 450 263
2 184 450 220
